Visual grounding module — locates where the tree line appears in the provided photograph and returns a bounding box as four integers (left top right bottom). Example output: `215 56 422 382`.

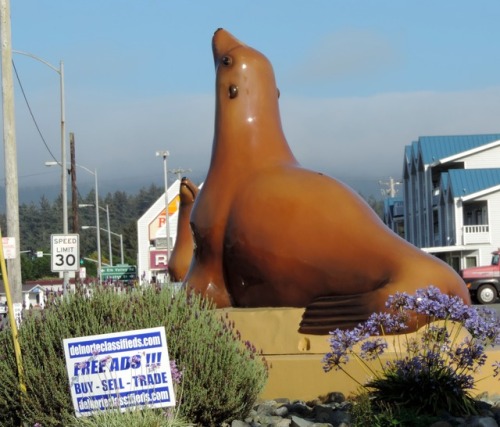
0 184 164 281
0 183 384 282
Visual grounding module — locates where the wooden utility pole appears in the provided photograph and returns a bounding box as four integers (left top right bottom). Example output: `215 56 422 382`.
70 133 78 234
1 0 23 305
70 132 80 281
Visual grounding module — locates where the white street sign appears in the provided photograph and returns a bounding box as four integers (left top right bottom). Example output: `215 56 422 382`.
1 237 16 259
51 234 80 272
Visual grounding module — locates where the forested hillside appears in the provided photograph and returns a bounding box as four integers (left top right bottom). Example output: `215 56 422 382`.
0 184 163 281
0 184 384 281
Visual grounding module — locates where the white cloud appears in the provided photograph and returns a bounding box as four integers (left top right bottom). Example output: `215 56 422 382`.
280 86 500 181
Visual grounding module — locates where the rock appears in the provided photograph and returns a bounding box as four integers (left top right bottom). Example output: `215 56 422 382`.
465 416 499 427
228 392 500 427
290 415 314 427
429 422 455 427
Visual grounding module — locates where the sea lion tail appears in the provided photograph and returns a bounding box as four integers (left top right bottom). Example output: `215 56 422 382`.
299 293 377 335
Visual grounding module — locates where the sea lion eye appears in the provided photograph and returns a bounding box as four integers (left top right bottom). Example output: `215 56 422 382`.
229 85 238 99
221 56 232 66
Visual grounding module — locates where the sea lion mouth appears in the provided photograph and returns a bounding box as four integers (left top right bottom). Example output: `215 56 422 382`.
212 28 245 64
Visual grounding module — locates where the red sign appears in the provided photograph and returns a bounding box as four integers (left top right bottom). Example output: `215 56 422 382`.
150 250 169 270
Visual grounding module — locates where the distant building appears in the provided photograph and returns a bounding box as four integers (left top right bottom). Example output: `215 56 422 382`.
400 133 500 270
137 179 181 284
0 282 46 310
383 196 404 238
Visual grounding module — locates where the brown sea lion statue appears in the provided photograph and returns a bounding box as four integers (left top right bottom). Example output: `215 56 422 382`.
183 28 471 334
168 177 199 282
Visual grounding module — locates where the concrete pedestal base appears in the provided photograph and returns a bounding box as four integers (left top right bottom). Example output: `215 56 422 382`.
221 307 500 401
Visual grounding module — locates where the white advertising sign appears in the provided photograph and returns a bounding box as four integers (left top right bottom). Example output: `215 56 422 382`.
63 327 175 417
51 234 80 272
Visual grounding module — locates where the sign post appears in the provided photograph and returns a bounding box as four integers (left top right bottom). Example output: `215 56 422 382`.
51 234 80 272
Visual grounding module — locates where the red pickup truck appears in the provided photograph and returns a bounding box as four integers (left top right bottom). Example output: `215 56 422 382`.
460 250 500 304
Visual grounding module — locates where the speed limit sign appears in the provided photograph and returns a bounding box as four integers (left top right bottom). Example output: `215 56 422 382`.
51 234 80 272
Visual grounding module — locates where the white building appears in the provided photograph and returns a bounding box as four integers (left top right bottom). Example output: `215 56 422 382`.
401 133 500 270
0 283 46 311
137 179 181 284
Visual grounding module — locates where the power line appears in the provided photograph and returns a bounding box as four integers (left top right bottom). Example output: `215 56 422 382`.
11 59 58 162
379 177 402 198
170 167 192 181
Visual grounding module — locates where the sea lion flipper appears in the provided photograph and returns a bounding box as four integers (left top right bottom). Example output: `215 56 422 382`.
299 293 378 335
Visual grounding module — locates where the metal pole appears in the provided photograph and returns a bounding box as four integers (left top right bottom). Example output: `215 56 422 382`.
60 61 69 295
70 133 79 282
106 205 112 266
9 52 68 293
156 150 170 280
163 154 170 263
0 0 22 306
119 234 124 265
94 169 101 283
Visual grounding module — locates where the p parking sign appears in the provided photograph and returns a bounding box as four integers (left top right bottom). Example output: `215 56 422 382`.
51 234 80 272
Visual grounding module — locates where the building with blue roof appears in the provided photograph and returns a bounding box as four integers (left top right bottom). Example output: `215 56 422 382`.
401 132 500 278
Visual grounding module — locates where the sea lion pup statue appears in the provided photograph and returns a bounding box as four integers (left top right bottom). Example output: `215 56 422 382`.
168 177 199 282
183 28 471 334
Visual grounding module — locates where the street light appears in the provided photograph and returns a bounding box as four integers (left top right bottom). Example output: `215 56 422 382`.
80 203 112 266
47 161 101 281
19 51 68 293
156 150 170 270
76 166 100 282
81 226 124 265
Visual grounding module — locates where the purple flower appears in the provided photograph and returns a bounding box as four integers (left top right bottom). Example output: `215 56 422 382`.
324 285 500 407
385 291 412 311
170 359 183 384
404 338 420 354
412 286 451 319
452 338 486 371
421 325 450 347
322 350 349 372
323 328 364 371
362 311 408 335
464 307 500 345
360 338 388 361
100 355 112 366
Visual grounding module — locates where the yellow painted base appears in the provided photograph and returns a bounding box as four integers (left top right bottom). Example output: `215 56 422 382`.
221 307 500 401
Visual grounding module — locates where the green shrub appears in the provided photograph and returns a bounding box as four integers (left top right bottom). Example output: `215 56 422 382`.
349 392 440 427
0 284 268 426
67 405 193 427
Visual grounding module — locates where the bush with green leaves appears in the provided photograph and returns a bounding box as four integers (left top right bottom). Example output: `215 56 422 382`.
349 391 441 427
0 284 268 427
323 286 500 419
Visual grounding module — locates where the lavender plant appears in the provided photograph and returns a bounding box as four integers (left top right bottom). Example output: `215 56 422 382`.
323 286 500 417
0 285 267 427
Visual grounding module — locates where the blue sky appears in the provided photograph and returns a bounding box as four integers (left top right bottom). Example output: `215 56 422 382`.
2 0 500 198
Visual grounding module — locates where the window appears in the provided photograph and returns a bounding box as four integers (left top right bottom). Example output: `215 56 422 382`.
465 256 477 268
